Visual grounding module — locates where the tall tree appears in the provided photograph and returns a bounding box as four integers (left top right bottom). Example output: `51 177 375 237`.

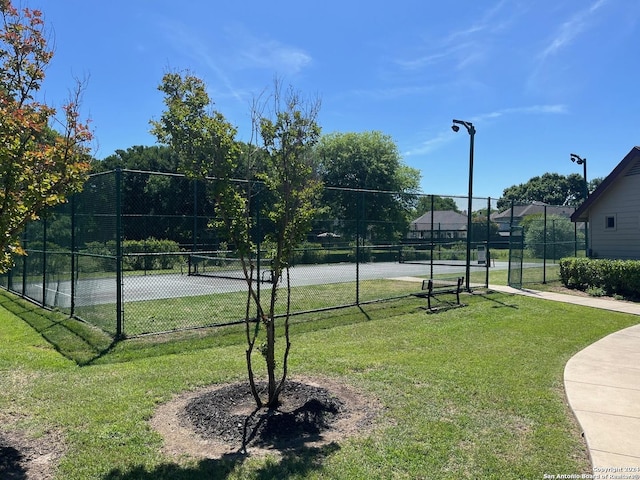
0 1 92 272
497 173 587 210
315 131 420 241
92 145 179 173
414 195 460 216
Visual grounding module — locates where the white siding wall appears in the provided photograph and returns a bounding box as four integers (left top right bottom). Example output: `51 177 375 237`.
589 173 640 259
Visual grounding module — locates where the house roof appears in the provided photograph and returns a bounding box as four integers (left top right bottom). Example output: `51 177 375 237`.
491 202 575 221
571 146 640 222
410 210 468 231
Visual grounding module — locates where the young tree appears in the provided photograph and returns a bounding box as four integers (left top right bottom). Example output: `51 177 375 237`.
249 82 322 407
0 1 92 272
151 73 322 409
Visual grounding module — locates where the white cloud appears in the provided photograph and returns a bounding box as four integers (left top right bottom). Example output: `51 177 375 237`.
398 0 525 72
472 104 569 122
406 104 568 156
405 132 452 156
538 0 609 61
237 38 312 75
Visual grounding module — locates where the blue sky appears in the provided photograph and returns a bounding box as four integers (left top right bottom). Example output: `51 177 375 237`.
29 0 640 200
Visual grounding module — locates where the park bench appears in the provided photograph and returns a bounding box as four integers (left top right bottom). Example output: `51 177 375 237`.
411 277 465 311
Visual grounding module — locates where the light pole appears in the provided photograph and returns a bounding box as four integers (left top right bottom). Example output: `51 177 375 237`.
452 119 475 291
570 153 589 256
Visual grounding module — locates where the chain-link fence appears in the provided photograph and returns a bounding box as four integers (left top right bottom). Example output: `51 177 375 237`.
0 170 586 338
494 202 586 287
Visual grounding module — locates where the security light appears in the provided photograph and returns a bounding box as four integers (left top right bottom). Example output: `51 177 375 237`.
570 153 585 165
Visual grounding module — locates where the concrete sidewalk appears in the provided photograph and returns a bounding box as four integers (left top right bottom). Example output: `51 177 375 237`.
489 285 640 471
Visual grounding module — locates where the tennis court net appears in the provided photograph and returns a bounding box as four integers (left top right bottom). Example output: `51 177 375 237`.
188 253 274 282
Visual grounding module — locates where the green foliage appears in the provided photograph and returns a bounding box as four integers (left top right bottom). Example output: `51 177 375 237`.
0 1 92 272
497 173 585 211
314 131 421 241
415 195 460 215
92 145 179 173
523 214 575 259
258 87 323 273
150 74 324 408
559 257 640 299
82 238 182 272
150 72 240 181
122 238 181 271
250 82 324 407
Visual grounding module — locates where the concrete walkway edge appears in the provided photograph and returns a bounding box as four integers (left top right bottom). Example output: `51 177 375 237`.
488 285 640 472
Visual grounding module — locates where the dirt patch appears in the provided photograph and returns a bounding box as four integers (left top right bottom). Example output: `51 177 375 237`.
150 376 382 460
0 428 65 480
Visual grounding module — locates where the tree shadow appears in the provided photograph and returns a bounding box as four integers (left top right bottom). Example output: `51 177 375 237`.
101 443 340 480
0 291 116 365
0 444 27 480
240 397 340 453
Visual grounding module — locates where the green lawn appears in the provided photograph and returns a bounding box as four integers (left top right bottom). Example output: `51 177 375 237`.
0 287 636 479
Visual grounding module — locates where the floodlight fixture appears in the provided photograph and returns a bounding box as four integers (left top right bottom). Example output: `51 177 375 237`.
452 119 475 136
570 153 586 166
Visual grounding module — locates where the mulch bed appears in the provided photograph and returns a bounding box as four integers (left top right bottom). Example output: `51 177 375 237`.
182 380 345 451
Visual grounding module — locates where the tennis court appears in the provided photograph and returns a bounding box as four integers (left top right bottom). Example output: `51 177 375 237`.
35 260 514 308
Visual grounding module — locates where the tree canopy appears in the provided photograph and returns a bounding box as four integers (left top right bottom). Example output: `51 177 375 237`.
414 195 460 216
314 131 421 241
497 172 597 211
0 1 92 272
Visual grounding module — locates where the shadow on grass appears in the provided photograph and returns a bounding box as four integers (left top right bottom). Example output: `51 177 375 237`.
0 291 116 366
472 289 520 309
0 444 27 480
0 287 431 367
102 443 340 480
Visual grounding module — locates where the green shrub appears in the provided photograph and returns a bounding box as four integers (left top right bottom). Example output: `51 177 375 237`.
523 214 575 260
559 257 640 299
81 238 182 272
123 238 181 271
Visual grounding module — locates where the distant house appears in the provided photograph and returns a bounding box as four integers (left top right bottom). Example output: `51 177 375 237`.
491 202 576 237
408 210 468 240
571 146 640 259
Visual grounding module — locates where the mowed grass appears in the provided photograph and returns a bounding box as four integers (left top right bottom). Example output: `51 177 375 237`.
0 287 637 479
110 279 423 336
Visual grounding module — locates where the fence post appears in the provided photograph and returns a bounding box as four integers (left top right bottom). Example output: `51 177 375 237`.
21 230 27 295
115 168 123 338
42 214 47 305
355 190 363 305
255 181 262 308
430 195 434 279
70 195 76 316
192 178 198 252
508 200 514 286
485 197 491 288
543 205 547 284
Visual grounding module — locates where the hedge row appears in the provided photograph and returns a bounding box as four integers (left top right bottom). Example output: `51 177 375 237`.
559 257 640 299
84 238 182 271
